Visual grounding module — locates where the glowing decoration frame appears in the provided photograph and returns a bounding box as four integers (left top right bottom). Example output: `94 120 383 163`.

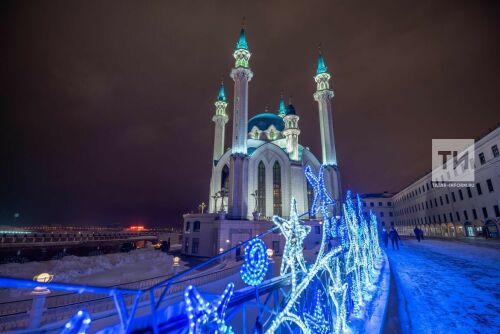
240 238 269 286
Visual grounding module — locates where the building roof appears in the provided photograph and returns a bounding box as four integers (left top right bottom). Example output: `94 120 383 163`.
217 82 226 102
360 192 395 199
235 28 249 51
248 113 285 132
316 52 328 75
286 103 296 115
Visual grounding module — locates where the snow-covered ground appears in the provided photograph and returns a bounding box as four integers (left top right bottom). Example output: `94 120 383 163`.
386 239 500 334
0 247 182 302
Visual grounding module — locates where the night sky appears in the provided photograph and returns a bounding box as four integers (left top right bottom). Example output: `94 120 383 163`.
1 1 499 227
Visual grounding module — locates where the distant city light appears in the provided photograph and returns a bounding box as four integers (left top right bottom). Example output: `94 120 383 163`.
129 225 145 231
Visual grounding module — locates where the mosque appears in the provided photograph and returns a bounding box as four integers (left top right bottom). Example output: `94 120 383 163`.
182 28 341 257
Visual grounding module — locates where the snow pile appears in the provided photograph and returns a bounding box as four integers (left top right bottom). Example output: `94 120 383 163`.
0 248 178 302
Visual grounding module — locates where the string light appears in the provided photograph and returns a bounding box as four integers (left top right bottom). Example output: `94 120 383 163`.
272 198 310 291
60 309 91 334
184 282 234 334
240 238 269 286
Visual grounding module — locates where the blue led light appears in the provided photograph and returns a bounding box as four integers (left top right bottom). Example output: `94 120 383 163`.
184 282 234 334
60 309 91 334
240 238 269 286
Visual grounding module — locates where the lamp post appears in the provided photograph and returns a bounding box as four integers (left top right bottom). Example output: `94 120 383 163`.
173 256 180 274
29 272 53 329
266 248 275 279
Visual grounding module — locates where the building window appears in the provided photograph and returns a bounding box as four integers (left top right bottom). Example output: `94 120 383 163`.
449 213 453 222
494 205 500 217
476 183 482 195
464 210 469 220
185 221 191 232
363 202 367 207
272 240 280 254
439 196 443 205
472 208 478 220
193 221 200 232
221 165 230 192
370 202 374 207
315 226 321 234
380 212 385 217
257 161 266 217
479 152 486 165
272 161 282 216
482 207 488 219
389 212 393 217
456 212 460 222
445 194 449 204
184 238 189 253
434 198 438 207
467 187 472 198
451 192 456 202
191 238 199 254
378 202 382 206
492 145 499 158
486 179 494 192
458 189 463 201
443 214 447 223
388 202 392 206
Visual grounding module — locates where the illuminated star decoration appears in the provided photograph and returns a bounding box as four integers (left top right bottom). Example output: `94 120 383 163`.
304 165 337 237
184 282 235 334
60 309 91 334
303 290 329 334
273 198 311 290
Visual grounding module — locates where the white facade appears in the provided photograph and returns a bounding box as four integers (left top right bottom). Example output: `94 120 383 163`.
182 29 342 257
392 126 500 238
359 193 395 229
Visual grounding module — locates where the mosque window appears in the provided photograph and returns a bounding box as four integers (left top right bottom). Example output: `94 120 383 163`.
221 165 230 192
273 161 282 216
258 162 266 217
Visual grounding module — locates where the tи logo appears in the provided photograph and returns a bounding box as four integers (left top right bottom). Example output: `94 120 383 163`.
432 139 475 187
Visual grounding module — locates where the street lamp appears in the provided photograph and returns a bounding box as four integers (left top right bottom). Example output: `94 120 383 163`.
29 272 53 329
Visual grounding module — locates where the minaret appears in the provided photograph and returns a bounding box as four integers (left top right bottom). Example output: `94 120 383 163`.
282 98 300 161
230 28 253 154
228 27 253 219
313 48 341 205
212 82 228 162
313 49 337 166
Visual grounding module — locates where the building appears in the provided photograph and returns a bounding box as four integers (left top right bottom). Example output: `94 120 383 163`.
392 126 500 238
358 192 395 229
182 28 341 257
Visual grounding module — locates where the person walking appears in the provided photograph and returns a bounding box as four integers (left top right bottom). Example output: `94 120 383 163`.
381 227 389 248
414 225 421 242
389 227 400 250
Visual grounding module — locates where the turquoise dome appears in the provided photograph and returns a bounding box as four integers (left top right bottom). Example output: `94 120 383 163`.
248 113 284 132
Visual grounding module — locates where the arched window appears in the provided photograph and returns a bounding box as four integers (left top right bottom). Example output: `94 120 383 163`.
273 161 282 216
258 162 266 217
221 165 229 192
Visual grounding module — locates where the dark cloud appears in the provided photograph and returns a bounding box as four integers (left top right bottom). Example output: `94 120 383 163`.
1 0 499 227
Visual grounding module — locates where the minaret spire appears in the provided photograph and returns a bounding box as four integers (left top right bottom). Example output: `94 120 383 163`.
278 91 286 117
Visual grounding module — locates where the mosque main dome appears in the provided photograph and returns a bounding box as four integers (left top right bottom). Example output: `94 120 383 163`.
247 113 285 132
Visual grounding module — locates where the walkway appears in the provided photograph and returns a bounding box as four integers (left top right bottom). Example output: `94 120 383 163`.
386 239 500 334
